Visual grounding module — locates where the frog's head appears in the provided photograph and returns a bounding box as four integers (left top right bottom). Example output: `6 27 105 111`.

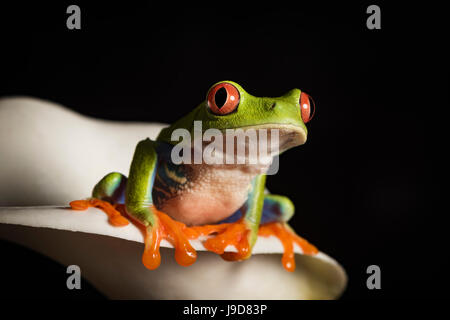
157 81 315 154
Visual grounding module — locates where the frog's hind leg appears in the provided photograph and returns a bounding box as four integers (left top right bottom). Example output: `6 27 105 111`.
70 172 130 226
258 194 318 272
218 194 295 225
92 172 127 204
261 194 295 224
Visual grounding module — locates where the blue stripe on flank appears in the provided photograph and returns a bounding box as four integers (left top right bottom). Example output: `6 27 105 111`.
111 175 127 205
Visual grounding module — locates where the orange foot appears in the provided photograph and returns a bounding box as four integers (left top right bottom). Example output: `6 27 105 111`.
70 200 197 270
69 200 318 272
258 222 319 272
141 206 198 270
189 219 251 261
69 199 130 226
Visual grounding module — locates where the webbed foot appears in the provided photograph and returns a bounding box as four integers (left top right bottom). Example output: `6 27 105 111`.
189 220 251 261
70 200 318 272
142 206 197 270
258 222 318 272
70 198 129 226
70 200 197 270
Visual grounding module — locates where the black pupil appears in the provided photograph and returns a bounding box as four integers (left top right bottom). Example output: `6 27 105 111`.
214 87 228 108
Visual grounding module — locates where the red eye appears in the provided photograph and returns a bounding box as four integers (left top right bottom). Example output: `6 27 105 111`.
300 92 315 123
207 82 240 115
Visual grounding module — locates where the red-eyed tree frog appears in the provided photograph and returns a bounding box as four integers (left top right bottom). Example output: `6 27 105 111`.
70 81 318 272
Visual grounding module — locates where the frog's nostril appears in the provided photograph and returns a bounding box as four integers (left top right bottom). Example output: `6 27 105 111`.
270 102 276 110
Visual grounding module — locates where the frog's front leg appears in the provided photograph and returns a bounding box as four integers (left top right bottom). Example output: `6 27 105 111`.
125 139 197 270
71 139 199 270
199 174 267 261
198 187 319 271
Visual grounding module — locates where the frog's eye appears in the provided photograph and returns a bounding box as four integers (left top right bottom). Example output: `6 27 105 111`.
207 82 240 115
300 92 315 123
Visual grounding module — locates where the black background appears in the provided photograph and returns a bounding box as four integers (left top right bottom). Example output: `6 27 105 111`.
0 1 443 300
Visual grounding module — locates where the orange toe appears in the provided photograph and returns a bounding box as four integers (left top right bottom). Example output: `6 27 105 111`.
70 199 317 273
258 222 318 272
141 206 198 270
199 220 251 261
142 220 162 270
69 199 90 210
69 198 130 227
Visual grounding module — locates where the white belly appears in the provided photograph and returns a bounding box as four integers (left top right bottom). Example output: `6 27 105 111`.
159 163 266 226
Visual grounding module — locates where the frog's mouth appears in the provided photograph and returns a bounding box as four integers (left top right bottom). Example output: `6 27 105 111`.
236 123 307 154
202 123 307 167
185 123 306 170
